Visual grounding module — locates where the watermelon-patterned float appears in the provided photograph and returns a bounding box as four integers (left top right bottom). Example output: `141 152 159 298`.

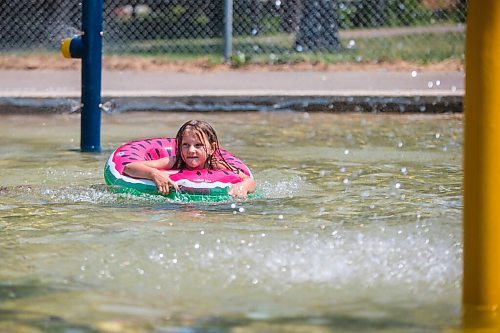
104 138 254 202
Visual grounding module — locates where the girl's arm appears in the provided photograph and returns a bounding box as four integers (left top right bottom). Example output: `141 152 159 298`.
228 171 256 198
213 159 256 198
123 157 179 195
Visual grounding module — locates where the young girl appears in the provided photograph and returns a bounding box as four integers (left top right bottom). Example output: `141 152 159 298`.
123 120 256 198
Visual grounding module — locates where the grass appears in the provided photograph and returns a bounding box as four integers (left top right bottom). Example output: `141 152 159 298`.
107 30 464 65
1 29 465 68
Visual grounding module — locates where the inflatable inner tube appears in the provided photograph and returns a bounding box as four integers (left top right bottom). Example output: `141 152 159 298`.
104 138 253 202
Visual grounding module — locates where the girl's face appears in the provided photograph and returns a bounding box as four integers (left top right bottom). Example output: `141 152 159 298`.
180 129 214 170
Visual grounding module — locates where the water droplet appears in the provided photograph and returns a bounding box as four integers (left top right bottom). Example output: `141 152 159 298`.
427 81 434 88
395 182 401 189
278 214 284 220
238 207 245 213
194 243 200 249
435 80 441 86
401 167 408 175
100 101 115 113
411 71 418 78
435 133 441 139
451 86 457 92
344 149 350 155
231 203 236 209
296 45 304 52
343 178 349 185
397 141 404 148
347 39 356 49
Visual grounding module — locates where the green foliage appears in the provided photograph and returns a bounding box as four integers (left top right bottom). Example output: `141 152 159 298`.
335 0 465 29
172 5 186 16
107 2 223 41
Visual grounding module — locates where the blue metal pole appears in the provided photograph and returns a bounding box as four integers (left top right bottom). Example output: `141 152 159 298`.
80 0 103 152
223 0 233 64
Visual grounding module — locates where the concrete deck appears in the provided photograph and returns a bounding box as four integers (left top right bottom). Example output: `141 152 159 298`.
0 69 464 113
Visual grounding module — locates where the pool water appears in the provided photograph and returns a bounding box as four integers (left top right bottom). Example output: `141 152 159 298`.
0 112 463 332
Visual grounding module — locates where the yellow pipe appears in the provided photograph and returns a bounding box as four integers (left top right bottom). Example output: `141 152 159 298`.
463 0 500 325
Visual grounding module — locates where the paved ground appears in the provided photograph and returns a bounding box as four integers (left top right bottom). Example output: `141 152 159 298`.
0 69 464 113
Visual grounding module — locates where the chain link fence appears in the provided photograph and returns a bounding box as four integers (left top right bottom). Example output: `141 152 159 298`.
0 0 466 64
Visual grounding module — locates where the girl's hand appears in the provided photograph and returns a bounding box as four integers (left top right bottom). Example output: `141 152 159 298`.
228 183 249 198
151 170 179 195
228 176 256 198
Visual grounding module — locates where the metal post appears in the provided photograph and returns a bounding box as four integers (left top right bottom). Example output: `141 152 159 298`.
80 0 103 152
463 0 500 327
223 0 233 64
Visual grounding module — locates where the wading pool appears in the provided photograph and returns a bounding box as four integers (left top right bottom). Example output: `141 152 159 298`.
0 111 463 332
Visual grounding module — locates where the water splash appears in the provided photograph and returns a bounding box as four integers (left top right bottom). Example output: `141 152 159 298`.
257 170 309 199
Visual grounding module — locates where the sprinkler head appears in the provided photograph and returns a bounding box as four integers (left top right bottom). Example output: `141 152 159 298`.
61 36 83 59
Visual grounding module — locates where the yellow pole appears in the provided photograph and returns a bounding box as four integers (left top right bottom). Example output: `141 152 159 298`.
463 0 500 326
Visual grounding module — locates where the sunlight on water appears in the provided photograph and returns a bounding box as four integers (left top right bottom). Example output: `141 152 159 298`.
0 112 463 332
